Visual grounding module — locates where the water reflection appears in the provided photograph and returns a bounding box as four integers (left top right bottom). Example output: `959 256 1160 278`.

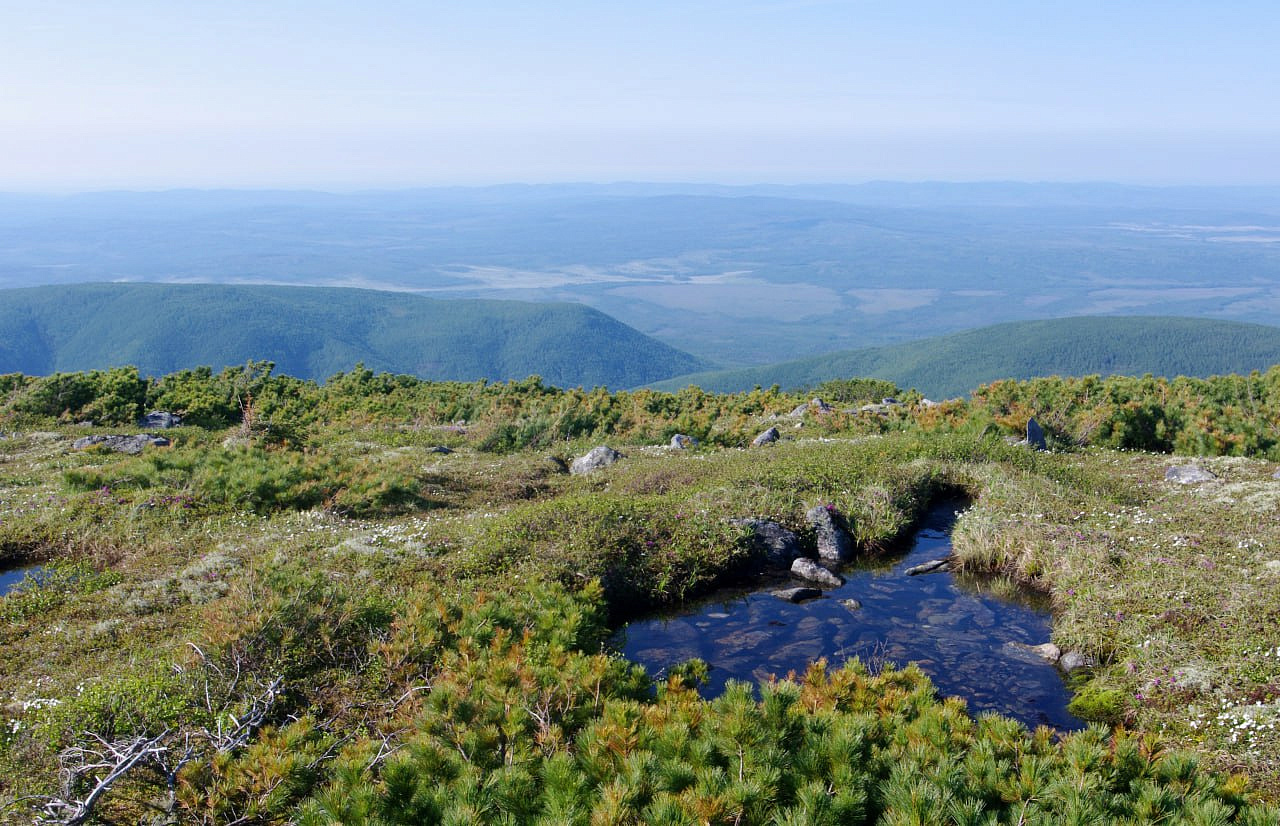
615 500 1083 732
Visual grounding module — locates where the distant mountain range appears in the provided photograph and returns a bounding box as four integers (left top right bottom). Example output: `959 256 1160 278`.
4 184 1280 367
0 283 708 388
648 316 1280 398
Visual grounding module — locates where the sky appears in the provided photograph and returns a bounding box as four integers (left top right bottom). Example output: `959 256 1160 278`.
4 0 1279 190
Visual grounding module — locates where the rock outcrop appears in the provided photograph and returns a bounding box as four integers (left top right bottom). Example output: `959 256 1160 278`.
1165 465 1217 484
72 434 170 455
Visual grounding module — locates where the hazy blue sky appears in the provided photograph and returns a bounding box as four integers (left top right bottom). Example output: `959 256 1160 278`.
4 1 1279 189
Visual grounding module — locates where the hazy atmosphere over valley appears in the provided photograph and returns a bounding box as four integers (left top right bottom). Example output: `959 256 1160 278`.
4 3 1280 824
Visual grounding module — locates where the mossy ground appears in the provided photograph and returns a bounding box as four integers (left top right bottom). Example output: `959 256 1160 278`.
1 401 1278 822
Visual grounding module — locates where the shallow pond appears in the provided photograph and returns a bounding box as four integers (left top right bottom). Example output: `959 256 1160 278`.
615 499 1083 732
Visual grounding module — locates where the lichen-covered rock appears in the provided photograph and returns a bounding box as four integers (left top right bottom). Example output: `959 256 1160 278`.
570 445 623 475
806 504 854 562
791 557 844 588
731 518 802 568
751 427 779 447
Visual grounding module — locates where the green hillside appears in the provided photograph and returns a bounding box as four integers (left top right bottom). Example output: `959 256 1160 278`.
0 283 708 387
650 316 1280 398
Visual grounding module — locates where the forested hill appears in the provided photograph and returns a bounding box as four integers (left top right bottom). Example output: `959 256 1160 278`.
0 283 708 387
649 316 1280 398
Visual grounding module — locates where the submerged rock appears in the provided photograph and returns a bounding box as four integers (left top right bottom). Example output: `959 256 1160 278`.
905 558 951 576
732 519 802 568
791 557 844 588
838 598 862 611
570 445 623 475
1008 641 1062 663
806 504 854 562
751 427 780 447
773 586 822 603
72 434 170 455
1165 465 1217 484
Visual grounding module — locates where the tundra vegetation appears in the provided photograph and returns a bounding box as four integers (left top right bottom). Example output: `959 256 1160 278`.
0 363 1278 824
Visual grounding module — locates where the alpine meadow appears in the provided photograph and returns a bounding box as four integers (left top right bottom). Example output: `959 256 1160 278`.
7 1 1280 824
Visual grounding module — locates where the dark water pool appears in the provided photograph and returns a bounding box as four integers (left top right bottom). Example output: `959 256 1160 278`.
0 563 42 596
615 500 1083 732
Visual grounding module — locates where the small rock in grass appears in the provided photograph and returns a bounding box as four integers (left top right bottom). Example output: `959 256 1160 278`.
791 557 844 588
669 434 696 449
773 587 822 603
570 445 623 475
1263 560 1280 574
1165 465 1216 484
428 445 453 454
752 426 780 447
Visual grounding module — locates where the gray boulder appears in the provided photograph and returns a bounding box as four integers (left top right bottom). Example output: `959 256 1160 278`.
140 411 182 429
570 445 624 475
1165 465 1217 484
669 434 696 449
72 434 170 455
732 518 803 568
1058 650 1095 674
1026 418 1047 451
791 557 844 588
806 504 854 562
751 426 780 447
